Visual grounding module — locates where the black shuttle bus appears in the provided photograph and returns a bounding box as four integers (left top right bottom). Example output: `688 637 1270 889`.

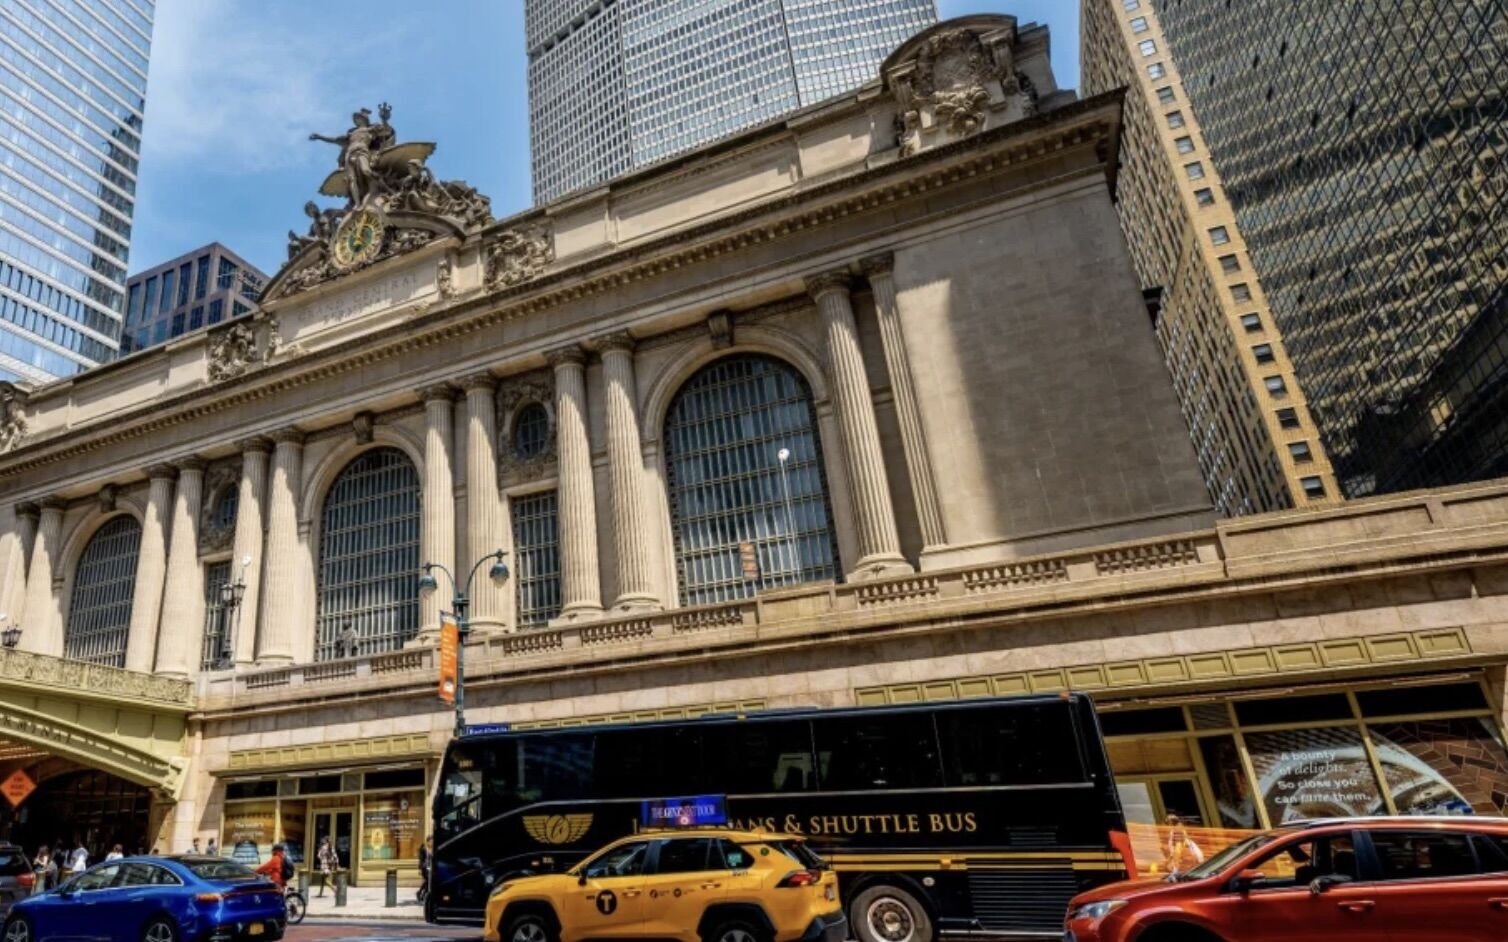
429 693 1131 938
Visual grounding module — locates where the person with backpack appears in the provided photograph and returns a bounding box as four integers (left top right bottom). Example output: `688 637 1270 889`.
256 843 293 889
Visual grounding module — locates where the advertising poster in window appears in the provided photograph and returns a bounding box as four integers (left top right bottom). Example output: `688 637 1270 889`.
1368 718 1508 815
280 801 307 864
224 801 277 865
362 792 422 860
1243 726 1386 824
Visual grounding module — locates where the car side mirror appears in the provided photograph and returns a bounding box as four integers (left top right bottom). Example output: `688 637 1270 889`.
1309 873 1353 895
1233 869 1266 893
577 872 587 886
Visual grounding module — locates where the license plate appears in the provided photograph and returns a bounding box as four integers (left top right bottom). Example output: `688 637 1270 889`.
248 924 264 936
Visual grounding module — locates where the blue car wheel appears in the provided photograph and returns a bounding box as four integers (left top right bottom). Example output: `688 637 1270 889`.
141 916 178 942
3 916 30 942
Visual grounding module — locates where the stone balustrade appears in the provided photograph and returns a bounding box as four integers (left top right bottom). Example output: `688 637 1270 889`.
0 647 194 708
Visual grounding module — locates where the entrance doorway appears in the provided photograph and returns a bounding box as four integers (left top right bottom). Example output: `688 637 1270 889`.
309 809 354 878
4 767 151 859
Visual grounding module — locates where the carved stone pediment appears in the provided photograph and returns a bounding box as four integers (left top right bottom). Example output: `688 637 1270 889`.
0 381 26 454
485 225 553 289
882 17 1029 156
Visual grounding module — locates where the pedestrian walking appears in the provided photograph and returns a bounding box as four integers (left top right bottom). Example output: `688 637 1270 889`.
104 844 124 862
31 846 56 892
191 838 202 855
67 840 88 875
1162 815 1204 878
315 836 338 897
206 838 219 856
417 837 432 902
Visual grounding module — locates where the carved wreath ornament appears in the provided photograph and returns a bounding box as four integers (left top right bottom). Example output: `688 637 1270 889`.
485 227 553 289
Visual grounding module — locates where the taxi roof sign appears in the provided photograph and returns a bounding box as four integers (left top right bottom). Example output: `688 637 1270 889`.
641 795 727 828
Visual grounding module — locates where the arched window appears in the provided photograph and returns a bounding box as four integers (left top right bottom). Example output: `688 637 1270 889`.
663 354 839 606
65 515 142 667
211 485 238 532
512 402 551 459
315 448 421 661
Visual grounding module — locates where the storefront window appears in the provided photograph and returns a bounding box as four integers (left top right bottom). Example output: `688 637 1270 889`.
225 801 277 866
1199 735 1259 829
1242 726 1386 824
362 791 423 861
1368 718 1508 815
280 802 307 865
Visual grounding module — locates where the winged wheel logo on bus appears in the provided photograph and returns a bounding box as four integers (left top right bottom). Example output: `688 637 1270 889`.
523 813 593 845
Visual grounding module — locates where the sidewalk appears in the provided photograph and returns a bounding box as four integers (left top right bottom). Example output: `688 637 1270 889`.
300 883 427 921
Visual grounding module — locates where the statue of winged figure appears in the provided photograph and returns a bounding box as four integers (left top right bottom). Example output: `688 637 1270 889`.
309 103 399 207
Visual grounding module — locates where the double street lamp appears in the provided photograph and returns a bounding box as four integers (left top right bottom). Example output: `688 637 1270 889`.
0 614 20 650
418 550 509 737
214 556 251 669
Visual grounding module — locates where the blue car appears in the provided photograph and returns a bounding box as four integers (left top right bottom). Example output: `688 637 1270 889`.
2 856 285 942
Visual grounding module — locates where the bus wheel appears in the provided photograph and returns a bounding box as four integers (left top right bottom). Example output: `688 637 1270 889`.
852 885 932 942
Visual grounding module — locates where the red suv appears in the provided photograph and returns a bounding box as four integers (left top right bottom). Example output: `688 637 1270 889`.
1064 817 1508 942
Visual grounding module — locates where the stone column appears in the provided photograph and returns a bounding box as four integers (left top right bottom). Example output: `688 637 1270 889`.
0 503 37 633
860 253 947 552
124 469 175 671
460 373 506 632
806 269 912 578
256 429 304 664
597 333 659 611
547 345 603 621
419 384 458 636
156 459 206 677
230 437 271 666
19 499 63 656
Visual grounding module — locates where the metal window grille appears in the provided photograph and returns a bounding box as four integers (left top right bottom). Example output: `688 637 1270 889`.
512 491 562 627
663 355 839 606
64 515 141 667
513 402 551 459
314 448 421 661
200 560 232 671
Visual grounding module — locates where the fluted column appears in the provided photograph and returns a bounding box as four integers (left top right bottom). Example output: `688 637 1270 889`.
547 345 603 621
460 374 506 632
256 429 304 664
123 469 175 670
156 458 205 677
419 384 457 637
860 254 947 552
20 499 63 656
597 333 659 610
0 503 37 633
231 438 270 666
806 269 912 578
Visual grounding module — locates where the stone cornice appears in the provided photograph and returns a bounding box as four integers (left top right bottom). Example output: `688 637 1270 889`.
0 94 1126 480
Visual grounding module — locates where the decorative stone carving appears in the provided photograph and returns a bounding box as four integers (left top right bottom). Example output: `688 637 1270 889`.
497 371 557 487
437 254 456 299
199 462 241 555
207 322 262 382
485 226 553 289
886 23 1015 156
352 411 375 444
707 310 734 349
0 382 26 454
97 483 118 513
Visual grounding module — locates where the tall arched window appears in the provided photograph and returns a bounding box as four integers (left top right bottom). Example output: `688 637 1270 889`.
664 354 839 606
65 515 142 667
315 448 421 661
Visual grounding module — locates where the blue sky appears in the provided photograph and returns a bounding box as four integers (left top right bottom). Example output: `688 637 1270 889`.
130 0 1081 278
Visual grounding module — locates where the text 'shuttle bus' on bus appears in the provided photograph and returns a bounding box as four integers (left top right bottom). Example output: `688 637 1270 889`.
431 694 1133 939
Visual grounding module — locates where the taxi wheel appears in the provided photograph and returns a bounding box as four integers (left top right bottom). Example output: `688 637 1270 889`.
141 918 179 942
3 916 31 942
852 885 932 942
706 917 763 942
504 912 555 942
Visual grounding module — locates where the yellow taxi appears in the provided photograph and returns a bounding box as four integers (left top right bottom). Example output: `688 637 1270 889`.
483 829 845 942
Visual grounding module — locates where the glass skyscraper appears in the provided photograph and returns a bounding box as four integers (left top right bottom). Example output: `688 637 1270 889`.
526 0 936 204
0 0 153 384
1149 0 1507 497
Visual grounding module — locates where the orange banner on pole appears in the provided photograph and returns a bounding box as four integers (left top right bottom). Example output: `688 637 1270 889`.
438 613 459 705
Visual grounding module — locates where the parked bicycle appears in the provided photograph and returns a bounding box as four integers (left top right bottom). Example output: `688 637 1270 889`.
284 885 306 925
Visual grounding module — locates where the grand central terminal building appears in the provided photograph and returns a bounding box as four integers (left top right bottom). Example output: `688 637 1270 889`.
0 16 1505 884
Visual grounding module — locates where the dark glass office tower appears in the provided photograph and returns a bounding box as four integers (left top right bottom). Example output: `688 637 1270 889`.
1156 0 1508 496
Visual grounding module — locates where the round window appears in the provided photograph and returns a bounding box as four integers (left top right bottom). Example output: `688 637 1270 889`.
513 403 551 459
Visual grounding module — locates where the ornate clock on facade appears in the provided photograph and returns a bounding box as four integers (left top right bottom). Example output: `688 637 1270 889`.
331 208 385 270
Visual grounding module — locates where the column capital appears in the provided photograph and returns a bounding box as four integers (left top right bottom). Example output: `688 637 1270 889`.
417 381 459 403
268 427 306 447
236 435 274 454
593 331 636 356
14 501 39 520
457 371 498 393
145 464 179 482
805 268 853 300
37 496 66 513
545 344 588 369
176 456 207 474
858 252 895 279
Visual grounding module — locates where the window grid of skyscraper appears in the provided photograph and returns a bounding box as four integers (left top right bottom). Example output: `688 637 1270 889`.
0 0 152 384
527 0 936 204
122 242 265 355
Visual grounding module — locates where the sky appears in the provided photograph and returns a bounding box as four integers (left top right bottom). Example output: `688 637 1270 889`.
129 0 1081 278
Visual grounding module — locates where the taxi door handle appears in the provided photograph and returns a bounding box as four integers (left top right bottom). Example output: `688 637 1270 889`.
1489 897 1508 910
623 890 642 898
1339 900 1375 913
701 882 721 890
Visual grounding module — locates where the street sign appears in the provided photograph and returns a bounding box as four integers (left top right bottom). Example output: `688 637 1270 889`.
1 769 34 808
462 723 511 736
438 613 459 705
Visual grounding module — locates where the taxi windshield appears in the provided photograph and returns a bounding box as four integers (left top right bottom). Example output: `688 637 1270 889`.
1180 831 1282 881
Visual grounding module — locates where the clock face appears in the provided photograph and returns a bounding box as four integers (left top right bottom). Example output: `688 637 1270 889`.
332 208 384 270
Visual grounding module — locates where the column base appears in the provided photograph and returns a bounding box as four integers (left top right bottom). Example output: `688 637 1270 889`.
466 618 510 638
846 554 915 582
608 595 661 614
549 604 604 627
254 655 294 668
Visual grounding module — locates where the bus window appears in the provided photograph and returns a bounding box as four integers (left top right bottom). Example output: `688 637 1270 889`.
936 703 1085 786
437 739 518 841
595 726 704 798
706 719 815 793
813 712 943 791
517 733 593 804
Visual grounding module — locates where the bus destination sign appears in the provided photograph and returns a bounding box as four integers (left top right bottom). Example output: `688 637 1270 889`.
641 795 727 828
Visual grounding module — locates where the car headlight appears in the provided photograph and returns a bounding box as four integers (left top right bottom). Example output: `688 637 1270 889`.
1070 900 1127 921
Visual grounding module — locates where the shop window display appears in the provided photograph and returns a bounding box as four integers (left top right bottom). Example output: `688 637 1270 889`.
362 792 423 861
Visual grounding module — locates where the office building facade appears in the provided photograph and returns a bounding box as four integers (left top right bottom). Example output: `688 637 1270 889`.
1150 0 1508 497
526 0 936 203
1082 0 1339 515
0 0 154 382
122 244 265 354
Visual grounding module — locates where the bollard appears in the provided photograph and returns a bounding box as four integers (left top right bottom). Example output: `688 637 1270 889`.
334 869 348 907
298 869 310 896
385 869 397 907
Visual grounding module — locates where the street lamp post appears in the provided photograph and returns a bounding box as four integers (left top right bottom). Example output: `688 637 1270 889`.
776 447 799 582
0 614 20 650
418 550 509 737
215 557 249 669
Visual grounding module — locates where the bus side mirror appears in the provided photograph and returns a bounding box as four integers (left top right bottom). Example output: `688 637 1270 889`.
1233 870 1266 894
